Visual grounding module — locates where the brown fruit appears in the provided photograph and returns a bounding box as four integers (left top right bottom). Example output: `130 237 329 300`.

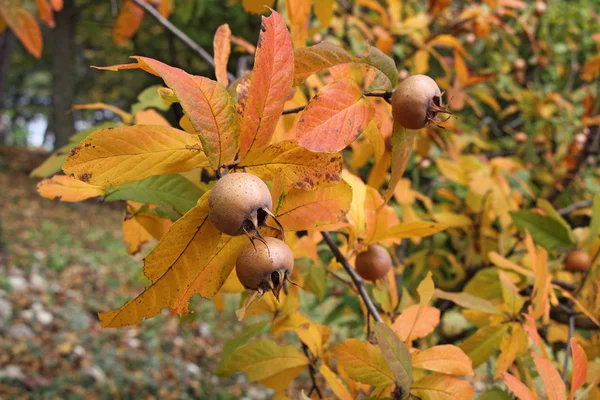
236 237 294 299
208 172 272 236
355 244 392 282
391 74 448 130
514 58 526 71
564 249 592 272
534 1 547 15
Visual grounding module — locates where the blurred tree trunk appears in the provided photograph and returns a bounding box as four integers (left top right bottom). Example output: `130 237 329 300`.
50 0 76 149
0 31 13 145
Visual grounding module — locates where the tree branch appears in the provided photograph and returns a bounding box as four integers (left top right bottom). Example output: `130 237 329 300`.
131 0 236 83
321 232 383 323
557 199 593 216
301 344 323 399
282 105 306 115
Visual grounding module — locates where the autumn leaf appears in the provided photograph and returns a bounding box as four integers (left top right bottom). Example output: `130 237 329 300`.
98 196 224 327
372 221 447 242
403 272 435 344
112 0 144 45
502 373 536 400
459 324 509 368
71 103 133 124
495 323 528 378
0 5 42 58
411 373 474 400
374 322 412 398
569 338 587 400
319 364 353 400
63 125 209 187
239 140 342 190
35 0 55 27
271 313 330 357
239 10 294 158
213 24 231 86
532 352 567 400
343 170 367 239
296 78 375 153
392 305 440 342
241 0 276 14
384 121 416 201
286 0 311 48
293 42 399 89
122 214 153 254
37 175 105 202
433 289 501 315
95 57 240 169
273 180 352 231
218 339 309 391
412 345 474 376
333 339 395 388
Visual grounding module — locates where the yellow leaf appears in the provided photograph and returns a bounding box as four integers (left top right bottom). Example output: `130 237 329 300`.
392 305 440 342
241 0 275 14
498 270 525 316
428 34 470 59
333 339 395 388
286 0 311 47
134 109 171 126
319 364 353 400
63 125 209 187
488 251 534 278
437 158 468 185
71 103 132 124
356 0 390 27
343 170 367 238
454 50 469 87
495 323 529 378
412 345 474 376
37 175 105 202
239 140 342 190
412 373 474 400
459 324 509 368
134 212 172 241
414 49 430 74
404 272 435 343
213 24 232 86
219 339 309 390
373 221 447 242
527 232 550 320
314 0 334 27
271 313 330 357
433 212 472 228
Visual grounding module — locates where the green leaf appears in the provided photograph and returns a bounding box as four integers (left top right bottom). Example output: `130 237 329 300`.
373 322 412 399
131 85 171 115
536 199 575 242
105 174 203 214
216 320 269 375
510 211 576 250
479 388 513 400
586 195 600 247
459 324 509 368
304 263 327 302
433 289 501 315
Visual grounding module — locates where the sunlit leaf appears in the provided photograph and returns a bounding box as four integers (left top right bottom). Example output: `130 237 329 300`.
63 125 209 187
412 345 474 376
296 78 375 152
37 175 105 202
122 214 153 255
239 10 294 158
112 0 144 45
411 373 474 400
218 339 309 391
213 24 232 86
239 140 342 190
271 312 330 357
372 221 447 242
333 339 395 388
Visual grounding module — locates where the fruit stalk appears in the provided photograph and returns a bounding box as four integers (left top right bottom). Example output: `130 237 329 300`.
321 232 383 323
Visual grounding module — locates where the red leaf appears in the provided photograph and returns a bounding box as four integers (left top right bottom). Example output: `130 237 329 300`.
569 338 587 400
532 352 567 400
502 373 535 400
112 0 144 45
296 78 375 152
0 6 42 58
95 57 240 169
239 10 294 158
213 24 232 86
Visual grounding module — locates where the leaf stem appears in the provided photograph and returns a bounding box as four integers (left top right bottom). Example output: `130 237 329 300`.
562 314 575 383
321 232 383 323
281 105 306 115
131 0 236 83
301 343 323 399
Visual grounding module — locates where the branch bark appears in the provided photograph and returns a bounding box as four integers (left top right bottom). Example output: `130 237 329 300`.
131 0 235 83
321 232 383 323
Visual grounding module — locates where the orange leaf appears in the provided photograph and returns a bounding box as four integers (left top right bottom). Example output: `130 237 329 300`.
37 175 105 202
454 50 469 87
570 338 587 400
319 364 353 400
428 34 470 59
0 6 42 58
49 0 63 11
273 181 352 231
112 0 144 45
63 125 209 187
239 140 342 190
122 215 153 255
581 55 600 81
502 373 536 400
239 10 294 158
96 57 240 169
414 49 430 74
297 78 375 152
213 24 232 86
35 0 55 27
532 352 567 400
411 373 474 400
412 345 474 376
72 103 132 124
392 305 440 341
134 109 170 126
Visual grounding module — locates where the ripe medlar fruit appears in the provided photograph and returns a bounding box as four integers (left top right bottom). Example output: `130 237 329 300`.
391 74 450 130
235 236 294 300
355 244 392 282
208 172 273 236
564 249 592 273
